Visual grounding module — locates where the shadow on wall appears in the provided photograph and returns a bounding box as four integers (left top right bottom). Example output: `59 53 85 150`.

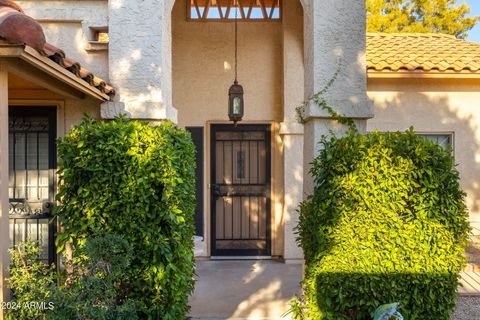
368 87 480 228
368 83 480 266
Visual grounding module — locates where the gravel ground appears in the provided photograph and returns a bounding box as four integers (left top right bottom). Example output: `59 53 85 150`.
452 297 480 320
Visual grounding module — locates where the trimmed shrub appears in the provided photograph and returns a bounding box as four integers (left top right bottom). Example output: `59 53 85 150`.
54 116 196 319
297 129 470 319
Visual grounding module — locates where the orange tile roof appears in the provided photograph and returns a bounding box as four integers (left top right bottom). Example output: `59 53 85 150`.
0 0 114 98
367 33 480 73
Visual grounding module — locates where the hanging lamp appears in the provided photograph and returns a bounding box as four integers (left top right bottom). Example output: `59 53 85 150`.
228 1 244 125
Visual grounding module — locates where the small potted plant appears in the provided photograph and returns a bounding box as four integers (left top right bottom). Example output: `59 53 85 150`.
372 303 403 320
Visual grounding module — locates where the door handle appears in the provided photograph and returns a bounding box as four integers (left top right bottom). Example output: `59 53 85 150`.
212 184 221 198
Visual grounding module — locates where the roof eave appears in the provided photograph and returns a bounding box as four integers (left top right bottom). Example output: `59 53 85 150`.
0 44 110 101
368 69 480 79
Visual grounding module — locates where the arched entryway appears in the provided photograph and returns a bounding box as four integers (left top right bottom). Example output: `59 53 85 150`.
171 0 305 260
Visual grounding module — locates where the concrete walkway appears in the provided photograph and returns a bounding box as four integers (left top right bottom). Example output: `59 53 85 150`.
459 270 480 296
189 260 302 320
189 260 480 320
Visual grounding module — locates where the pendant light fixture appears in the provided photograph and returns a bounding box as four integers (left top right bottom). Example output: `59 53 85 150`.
228 1 244 125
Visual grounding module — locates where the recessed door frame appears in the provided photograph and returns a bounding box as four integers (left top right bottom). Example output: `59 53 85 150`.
210 123 272 257
8 106 58 265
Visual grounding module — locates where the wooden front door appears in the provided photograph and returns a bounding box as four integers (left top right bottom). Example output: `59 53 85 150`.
210 124 271 256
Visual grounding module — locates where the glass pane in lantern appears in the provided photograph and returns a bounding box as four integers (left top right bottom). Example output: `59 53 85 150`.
233 97 241 115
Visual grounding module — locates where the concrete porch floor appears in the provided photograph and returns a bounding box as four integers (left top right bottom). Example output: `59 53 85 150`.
189 260 480 320
189 260 302 320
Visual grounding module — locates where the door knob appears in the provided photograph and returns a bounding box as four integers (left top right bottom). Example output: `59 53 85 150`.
212 184 221 197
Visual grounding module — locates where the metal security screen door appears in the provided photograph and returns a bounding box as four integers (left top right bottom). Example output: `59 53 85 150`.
211 124 271 256
8 107 57 264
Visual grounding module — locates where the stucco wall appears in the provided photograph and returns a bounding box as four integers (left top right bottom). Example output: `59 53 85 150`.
281 0 304 262
367 77 480 233
172 0 283 127
16 1 109 80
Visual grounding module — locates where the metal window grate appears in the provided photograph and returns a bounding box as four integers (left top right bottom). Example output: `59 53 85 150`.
418 134 452 150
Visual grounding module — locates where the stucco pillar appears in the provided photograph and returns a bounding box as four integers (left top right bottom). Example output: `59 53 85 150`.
101 0 177 122
281 0 304 263
302 0 373 196
0 69 10 319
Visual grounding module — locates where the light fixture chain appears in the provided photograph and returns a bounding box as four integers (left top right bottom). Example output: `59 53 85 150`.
235 0 238 83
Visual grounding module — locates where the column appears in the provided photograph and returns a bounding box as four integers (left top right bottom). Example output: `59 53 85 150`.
101 0 177 121
302 0 373 196
281 0 305 263
0 68 9 319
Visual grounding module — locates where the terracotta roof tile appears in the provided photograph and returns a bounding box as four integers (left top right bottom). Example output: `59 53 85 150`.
0 0 22 12
0 0 114 98
0 6 45 53
367 33 480 74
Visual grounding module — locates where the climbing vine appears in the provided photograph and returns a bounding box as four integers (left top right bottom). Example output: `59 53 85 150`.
295 65 357 132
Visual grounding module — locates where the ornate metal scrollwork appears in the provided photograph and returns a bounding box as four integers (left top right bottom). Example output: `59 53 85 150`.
9 116 50 132
9 199 53 216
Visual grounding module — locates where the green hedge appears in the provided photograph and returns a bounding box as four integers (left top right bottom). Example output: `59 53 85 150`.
54 116 196 319
297 129 470 319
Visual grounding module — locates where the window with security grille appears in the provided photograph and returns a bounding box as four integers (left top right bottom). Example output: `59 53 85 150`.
418 133 453 150
188 0 281 21
370 132 454 151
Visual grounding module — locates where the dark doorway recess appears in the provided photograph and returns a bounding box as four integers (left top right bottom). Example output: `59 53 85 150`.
186 126 205 237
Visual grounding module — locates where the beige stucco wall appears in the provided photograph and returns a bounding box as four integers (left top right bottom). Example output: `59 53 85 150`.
367 77 480 234
172 0 283 127
281 0 305 262
16 1 109 80
39 22 108 81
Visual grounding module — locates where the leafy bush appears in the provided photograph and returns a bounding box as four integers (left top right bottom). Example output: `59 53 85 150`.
54 116 196 319
5 242 56 320
6 235 140 320
297 129 470 319
50 234 140 320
